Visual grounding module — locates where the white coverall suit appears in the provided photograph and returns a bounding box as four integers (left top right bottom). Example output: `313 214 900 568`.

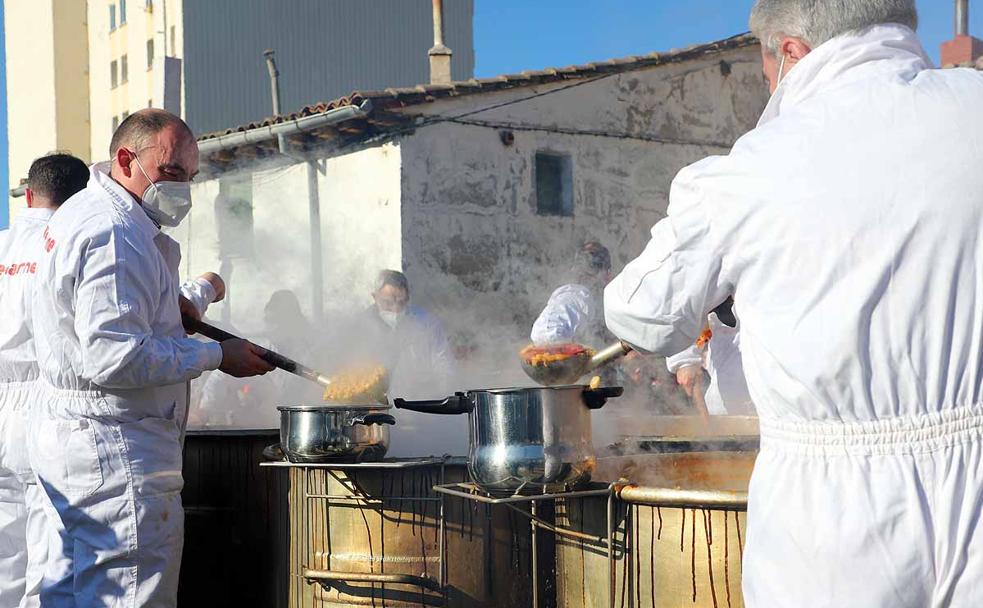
530 284 602 345
0 203 214 608
0 208 56 608
666 313 754 415
605 25 983 606
28 163 223 608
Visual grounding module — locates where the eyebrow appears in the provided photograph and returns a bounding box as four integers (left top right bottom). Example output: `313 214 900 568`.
158 162 198 180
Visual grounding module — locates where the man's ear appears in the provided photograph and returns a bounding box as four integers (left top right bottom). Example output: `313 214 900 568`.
115 147 135 178
25 188 33 208
781 36 812 62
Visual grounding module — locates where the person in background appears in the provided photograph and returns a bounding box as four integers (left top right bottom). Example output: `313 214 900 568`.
28 109 273 607
605 0 983 604
531 241 613 347
361 270 460 455
667 298 754 416
363 270 453 393
0 154 88 607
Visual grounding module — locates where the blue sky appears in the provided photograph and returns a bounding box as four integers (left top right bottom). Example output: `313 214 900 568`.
0 1 977 229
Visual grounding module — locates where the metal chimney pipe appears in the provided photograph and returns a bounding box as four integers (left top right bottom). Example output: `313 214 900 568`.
263 49 282 115
432 0 445 47
957 0 970 36
263 49 291 155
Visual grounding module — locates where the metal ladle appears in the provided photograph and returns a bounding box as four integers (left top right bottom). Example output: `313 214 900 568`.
521 340 633 386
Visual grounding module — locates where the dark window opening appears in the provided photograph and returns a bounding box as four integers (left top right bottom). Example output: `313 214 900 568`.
120 54 128 83
119 0 127 24
535 152 573 216
147 39 154 69
110 60 118 88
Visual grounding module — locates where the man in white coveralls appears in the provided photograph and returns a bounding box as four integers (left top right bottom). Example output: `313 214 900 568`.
605 0 983 605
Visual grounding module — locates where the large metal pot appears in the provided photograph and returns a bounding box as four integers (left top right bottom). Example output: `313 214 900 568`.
277 404 396 462
394 385 622 494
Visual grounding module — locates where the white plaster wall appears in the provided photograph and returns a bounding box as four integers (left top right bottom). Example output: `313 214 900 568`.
175 144 402 337
318 142 403 315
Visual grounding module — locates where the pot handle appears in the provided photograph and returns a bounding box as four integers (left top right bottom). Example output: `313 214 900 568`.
350 413 397 426
393 393 472 415
583 386 624 410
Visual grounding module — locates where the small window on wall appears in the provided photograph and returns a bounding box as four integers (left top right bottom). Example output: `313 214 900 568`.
109 5 116 30
119 0 127 24
535 152 573 217
170 26 176 54
145 0 153 11
146 39 154 69
112 115 120 133
122 111 129 121
121 54 128 83
110 60 118 88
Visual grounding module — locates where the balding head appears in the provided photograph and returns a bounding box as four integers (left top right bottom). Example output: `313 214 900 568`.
109 108 199 205
109 109 194 157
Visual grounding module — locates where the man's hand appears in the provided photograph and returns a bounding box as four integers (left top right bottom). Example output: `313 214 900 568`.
675 364 703 398
219 339 275 377
179 295 201 328
199 272 226 302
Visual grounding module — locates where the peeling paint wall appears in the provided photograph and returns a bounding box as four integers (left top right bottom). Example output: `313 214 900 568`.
397 46 769 349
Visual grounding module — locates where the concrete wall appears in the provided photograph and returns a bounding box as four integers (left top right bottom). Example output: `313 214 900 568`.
52 0 91 165
89 0 180 162
5 0 90 222
396 45 769 350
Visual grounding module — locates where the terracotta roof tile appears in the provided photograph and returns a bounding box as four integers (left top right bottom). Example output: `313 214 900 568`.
198 33 758 142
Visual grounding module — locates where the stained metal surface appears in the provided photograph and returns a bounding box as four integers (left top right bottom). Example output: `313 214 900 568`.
556 451 755 607
287 462 534 607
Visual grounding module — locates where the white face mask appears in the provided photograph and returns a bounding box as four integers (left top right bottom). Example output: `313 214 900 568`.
757 51 790 127
132 154 193 228
379 310 401 329
774 52 787 91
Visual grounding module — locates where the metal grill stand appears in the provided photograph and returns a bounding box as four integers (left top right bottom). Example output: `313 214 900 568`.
432 482 618 608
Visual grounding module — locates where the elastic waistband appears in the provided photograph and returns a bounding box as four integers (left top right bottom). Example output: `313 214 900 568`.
0 380 39 390
37 380 106 399
759 405 983 456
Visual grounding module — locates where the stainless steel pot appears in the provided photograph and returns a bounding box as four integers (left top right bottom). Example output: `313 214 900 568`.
277 404 396 463
394 385 622 494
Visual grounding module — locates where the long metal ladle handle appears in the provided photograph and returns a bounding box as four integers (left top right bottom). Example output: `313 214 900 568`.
585 340 633 374
182 315 331 388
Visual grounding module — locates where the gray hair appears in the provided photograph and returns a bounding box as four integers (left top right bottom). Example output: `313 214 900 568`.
109 108 194 156
749 0 917 55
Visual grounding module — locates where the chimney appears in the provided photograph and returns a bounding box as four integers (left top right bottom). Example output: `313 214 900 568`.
941 0 983 66
429 0 453 84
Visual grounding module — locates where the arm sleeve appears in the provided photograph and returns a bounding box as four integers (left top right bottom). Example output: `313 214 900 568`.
530 286 592 345
604 163 735 356
75 225 223 389
666 344 704 373
180 277 217 317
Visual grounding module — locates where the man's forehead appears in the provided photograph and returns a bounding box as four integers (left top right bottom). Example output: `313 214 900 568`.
151 125 199 173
